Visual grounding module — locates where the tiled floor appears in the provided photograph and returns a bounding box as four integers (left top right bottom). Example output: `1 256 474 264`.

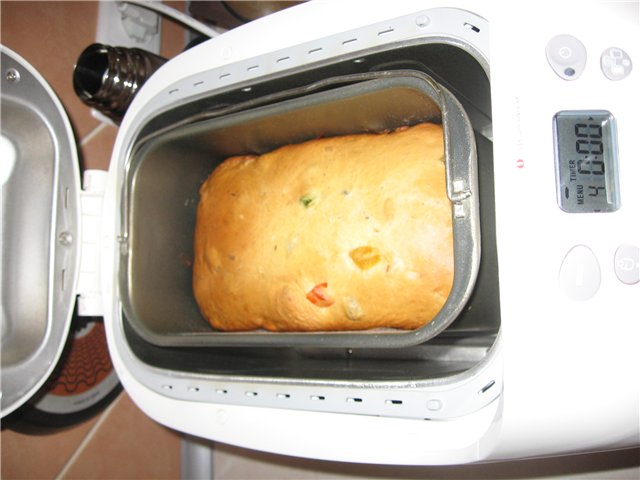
2 393 182 479
1 2 639 480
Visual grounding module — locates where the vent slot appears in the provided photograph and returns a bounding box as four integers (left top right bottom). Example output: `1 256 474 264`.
464 22 480 33
479 380 496 394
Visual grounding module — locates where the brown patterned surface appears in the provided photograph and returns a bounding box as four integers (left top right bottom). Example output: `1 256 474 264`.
48 323 113 396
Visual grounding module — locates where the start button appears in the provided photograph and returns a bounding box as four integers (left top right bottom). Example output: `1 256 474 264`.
546 34 587 80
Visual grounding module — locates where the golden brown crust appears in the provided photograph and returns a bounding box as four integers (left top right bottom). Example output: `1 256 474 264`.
193 123 453 331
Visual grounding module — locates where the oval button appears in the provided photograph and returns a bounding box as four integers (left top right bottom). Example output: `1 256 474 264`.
614 244 639 285
559 245 601 300
546 34 587 81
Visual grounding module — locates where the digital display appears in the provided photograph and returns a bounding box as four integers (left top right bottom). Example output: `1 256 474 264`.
553 110 620 213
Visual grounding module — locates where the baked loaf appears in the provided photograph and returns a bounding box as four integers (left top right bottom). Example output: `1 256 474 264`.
193 123 453 332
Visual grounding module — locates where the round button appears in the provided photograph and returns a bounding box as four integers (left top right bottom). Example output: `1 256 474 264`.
601 47 633 80
546 35 587 81
559 245 601 300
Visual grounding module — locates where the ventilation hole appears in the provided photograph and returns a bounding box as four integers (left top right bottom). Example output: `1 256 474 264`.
193 81 204 87
161 384 173 390
219 73 231 79
188 386 200 392
310 395 325 401
464 22 480 33
247 65 259 72
277 56 290 63
245 391 258 397
385 399 403 405
277 393 291 399
241 86 252 92
479 380 496 394
378 27 394 36
346 397 363 403
342 38 357 45
308 47 323 54
216 389 228 395
61 268 66 291
65 187 70 209
168 88 179 95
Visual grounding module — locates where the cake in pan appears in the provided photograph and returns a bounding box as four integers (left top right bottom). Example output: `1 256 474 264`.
193 122 453 332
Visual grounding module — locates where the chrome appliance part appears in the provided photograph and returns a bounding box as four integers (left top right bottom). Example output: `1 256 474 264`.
73 43 167 124
1 47 81 417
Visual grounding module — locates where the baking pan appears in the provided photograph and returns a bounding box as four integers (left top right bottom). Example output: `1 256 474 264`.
120 70 480 348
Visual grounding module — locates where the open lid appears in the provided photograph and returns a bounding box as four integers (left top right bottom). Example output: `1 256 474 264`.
1 46 81 417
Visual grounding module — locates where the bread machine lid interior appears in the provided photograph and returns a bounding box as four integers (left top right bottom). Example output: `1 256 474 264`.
0 46 81 417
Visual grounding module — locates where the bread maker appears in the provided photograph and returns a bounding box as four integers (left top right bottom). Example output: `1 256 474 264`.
2 0 638 465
